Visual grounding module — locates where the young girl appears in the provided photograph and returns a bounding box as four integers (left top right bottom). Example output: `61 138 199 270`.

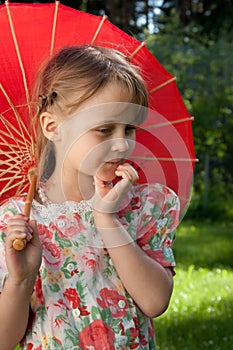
0 45 180 349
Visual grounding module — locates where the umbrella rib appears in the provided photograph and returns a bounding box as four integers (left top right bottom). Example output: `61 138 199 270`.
149 77 176 94
91 14 108 44
0 175 24 182
141 116 194 130
0 117 33 155
50 1 59 55
0 178 27 196
0 157 24 172
0 84 33 148
0 166 25 194
0 153 25 167
129 41 146 59
15 183 29 197
0 128 31 149
5 1 31 113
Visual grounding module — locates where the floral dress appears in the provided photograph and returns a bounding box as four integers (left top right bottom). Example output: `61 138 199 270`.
0 183 180 350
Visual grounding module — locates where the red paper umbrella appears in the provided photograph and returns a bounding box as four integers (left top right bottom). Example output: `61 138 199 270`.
0 1 197 217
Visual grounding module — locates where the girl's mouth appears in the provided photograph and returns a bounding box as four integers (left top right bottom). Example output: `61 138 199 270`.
105 159 124 165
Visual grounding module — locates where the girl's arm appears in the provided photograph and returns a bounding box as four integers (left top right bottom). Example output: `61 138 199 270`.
94 164 176 318
0 216 42 349
0 275 36 350
94 212 173 318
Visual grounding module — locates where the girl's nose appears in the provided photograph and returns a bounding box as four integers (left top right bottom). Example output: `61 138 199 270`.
111 138 130 153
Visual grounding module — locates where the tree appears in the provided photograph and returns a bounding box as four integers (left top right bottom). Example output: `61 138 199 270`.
146 14 233 218
158 0 233 39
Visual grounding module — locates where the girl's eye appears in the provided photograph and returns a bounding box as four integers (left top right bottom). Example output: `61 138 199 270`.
125 125 136 134
97 128 112 134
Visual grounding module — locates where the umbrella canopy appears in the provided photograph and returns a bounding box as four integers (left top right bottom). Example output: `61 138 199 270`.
0 1 197 214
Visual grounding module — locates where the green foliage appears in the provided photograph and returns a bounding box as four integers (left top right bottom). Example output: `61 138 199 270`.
159 0 233 39
146 15 233 219
155 220 233 350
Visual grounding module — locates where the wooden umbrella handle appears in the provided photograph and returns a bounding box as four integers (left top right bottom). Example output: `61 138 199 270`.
13 169 37 251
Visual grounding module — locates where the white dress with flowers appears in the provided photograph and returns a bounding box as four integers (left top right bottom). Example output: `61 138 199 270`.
0 183 180 350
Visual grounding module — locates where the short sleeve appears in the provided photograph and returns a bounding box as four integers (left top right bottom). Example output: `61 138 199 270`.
136 184 180 270
0 199 23 292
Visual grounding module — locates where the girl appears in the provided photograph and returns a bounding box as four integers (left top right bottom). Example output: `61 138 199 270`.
0 45 180 349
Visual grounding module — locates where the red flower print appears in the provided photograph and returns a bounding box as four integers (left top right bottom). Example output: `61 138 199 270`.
131 196 141 210
63 288 90 316
97 288 129 318
63 288 81 309
129 325 140 349
137 222 157 246
119 322 125 335
51 214 86 239
43 240 63 270
130 326 138 339
78 305 90 316
168 209 179 227
37 224 53 240
118 195 140 219
54 314 66 328
139 334 148 346
146 249 168 266
34 274 44 306
133 317 139 331
37 224 64 270
149 319 155 338
79 319 115 350
0 212 10 231
81 251 99 271
164 238 172 247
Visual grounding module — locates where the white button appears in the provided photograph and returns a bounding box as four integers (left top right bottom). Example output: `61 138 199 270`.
118 299 126 309
57 220 65 228
67 263 74 272
72 308 80 317
109 259 114 266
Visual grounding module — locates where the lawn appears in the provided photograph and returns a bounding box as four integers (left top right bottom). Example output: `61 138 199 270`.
154 220 233 350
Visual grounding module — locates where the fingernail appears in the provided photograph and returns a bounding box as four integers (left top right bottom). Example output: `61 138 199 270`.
27 233 33 241
28 226 33 234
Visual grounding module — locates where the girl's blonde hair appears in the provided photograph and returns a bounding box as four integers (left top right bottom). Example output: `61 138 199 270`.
33 45 148 178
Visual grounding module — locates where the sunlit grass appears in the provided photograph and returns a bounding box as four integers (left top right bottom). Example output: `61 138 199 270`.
155 221 233 350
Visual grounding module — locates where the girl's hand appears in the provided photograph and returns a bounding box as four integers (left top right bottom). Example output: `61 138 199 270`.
6 214 42 285
93 163 138 214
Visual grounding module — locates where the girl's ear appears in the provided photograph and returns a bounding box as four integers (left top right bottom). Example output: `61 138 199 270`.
40 112 59 140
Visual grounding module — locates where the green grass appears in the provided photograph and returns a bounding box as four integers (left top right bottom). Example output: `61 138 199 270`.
154 221 233 350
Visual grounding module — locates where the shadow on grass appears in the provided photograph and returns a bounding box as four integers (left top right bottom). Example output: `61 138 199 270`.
155 296 233 350
174 221 233 270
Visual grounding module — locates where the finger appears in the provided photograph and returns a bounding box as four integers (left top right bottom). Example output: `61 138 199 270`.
7 214 28 224
11 221 39 251
93 176 113 198
29 220 41 246
115 165 138 184
7 222 33 236
8 218 33 250
117 163 139 178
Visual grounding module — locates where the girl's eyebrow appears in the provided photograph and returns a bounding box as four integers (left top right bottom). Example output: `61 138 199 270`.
92 122 135 129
